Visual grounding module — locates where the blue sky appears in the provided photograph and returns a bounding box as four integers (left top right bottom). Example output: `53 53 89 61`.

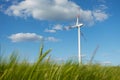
0 0 120 65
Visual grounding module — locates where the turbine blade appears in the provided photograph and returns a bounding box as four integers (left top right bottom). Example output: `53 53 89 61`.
89 45 99 64
81 31 87 41
71 25 77 28
63 26 70 30
63 25 74 30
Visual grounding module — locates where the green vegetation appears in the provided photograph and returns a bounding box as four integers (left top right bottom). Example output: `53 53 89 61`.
0 45 120 80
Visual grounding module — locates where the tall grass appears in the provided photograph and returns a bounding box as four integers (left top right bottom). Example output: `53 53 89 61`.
0 46 120 80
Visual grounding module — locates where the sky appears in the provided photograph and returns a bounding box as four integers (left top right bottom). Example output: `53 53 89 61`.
0 0 120 65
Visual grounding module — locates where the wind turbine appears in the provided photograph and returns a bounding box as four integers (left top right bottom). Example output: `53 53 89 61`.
64 15 84 64
74 15 83 64
78 18 83 64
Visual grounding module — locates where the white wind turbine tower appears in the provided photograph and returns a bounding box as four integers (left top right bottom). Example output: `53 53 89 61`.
75 15 83 64
78 18 83 64
64 14 84 64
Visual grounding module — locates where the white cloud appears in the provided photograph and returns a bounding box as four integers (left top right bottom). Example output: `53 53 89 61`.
81 54 86 58
5 0 108 25
0 4 5 12
5 0 10 2
98 0 106 3
8 33 59 42
8 33 43 42
44 29 56 33
44 24 63 33
46 37 59 42
0 5 2 9
53 24 63 31
99 5 108 10
102 61 111 64
93 10 108 21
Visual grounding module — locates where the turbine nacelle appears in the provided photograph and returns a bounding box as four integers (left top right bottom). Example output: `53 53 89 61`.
64 23 83 30
76 23 83 28
72 23 83 28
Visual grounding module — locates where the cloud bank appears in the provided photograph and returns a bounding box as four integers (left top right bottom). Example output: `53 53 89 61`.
5 0 108 25
8 33 59 42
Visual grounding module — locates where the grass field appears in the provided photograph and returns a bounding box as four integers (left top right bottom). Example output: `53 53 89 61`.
0 46 120 80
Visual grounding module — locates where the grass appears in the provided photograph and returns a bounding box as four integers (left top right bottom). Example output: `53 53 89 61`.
0 45 120 80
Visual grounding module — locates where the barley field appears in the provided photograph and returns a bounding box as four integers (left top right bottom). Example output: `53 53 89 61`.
0 46 120 80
